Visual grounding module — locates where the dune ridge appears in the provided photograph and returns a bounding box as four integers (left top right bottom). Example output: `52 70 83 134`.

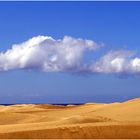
0 98 139 138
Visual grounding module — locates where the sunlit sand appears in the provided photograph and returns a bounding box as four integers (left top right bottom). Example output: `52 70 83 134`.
0 98 139 138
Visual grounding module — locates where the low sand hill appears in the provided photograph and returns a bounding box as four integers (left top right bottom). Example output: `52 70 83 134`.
0 98 140 138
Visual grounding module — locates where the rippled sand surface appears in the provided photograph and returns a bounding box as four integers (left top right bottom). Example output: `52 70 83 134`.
0 98 140 138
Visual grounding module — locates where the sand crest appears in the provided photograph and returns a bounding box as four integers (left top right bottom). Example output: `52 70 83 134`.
0 98 139 138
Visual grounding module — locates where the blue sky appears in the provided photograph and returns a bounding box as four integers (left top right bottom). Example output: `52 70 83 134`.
0 2 140 104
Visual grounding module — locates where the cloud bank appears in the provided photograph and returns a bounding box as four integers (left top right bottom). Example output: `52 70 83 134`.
1 35 140 75
0 35 101 72
91 50 140 74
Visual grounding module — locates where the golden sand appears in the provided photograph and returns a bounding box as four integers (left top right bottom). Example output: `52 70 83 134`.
0 98 139 138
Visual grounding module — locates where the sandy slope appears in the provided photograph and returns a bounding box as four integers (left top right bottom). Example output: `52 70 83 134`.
0 98 140 138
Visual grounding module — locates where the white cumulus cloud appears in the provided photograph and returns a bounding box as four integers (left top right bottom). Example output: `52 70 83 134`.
0 35 101 72
91 50 140 74
1 35 140 75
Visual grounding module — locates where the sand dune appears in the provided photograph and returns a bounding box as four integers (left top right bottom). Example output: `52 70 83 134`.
0 98 140 138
